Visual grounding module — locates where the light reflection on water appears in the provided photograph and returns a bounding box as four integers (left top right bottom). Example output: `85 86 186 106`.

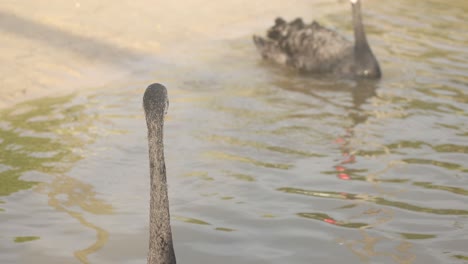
1 0 468 263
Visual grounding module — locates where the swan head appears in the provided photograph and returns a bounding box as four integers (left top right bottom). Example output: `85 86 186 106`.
143 83 169 119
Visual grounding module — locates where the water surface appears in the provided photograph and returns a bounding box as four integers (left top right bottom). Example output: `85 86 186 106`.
0 0 467 263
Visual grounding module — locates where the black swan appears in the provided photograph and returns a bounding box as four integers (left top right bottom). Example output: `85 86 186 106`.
143 83 176 264
253 0 381 79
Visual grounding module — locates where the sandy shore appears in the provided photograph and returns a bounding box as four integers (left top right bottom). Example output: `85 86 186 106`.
0 0 348 109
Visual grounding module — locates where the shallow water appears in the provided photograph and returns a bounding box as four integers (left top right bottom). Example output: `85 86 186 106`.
1 0 468 263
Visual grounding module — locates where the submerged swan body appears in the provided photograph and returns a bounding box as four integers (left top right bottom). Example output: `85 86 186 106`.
143 83 176 264
253 0 381 79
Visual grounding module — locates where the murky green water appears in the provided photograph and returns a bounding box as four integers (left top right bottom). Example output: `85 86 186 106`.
1 1 467 263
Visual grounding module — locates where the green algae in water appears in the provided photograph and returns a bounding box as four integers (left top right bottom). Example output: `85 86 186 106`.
0 171 37 197
14 236 40 243
399 232 436 240
174 216 211 225
0 93 101 197
215 227 235 232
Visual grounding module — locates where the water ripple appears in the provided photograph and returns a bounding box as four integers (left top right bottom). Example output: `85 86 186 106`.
277 187 468 215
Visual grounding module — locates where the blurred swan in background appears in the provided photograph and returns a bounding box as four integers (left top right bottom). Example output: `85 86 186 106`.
253 0 381 79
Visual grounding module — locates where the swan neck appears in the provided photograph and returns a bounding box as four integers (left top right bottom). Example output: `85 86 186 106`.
352 0 369 50
146 113 176 264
